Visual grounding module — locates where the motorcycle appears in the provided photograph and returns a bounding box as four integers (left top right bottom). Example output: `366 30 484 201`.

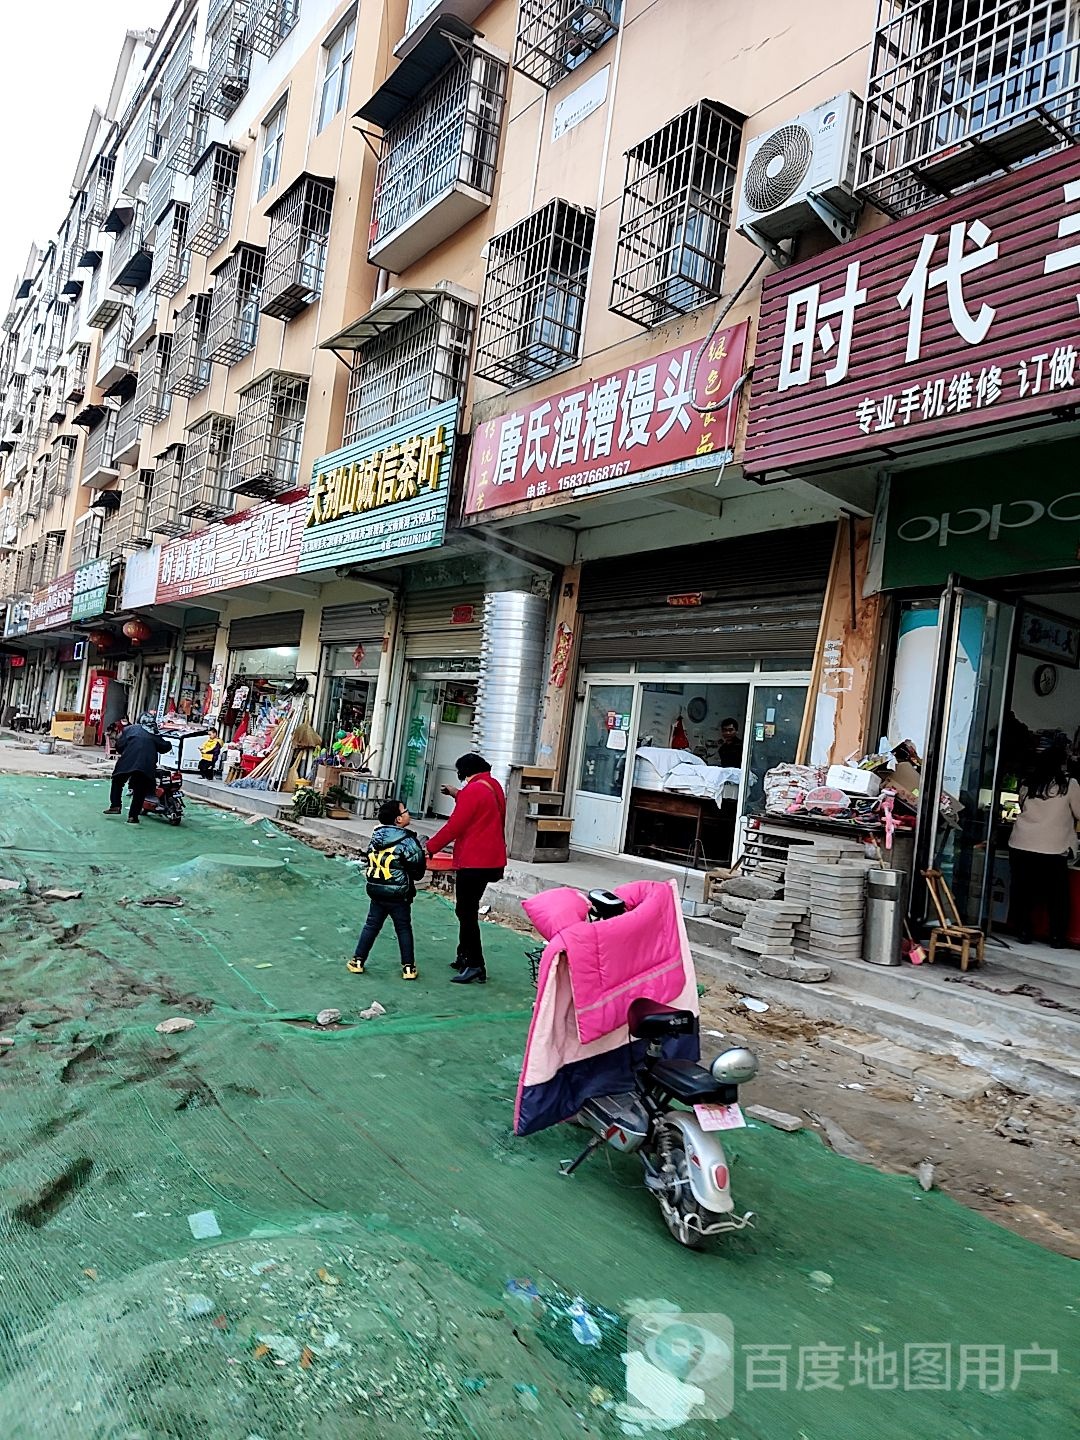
556 889 758 1249
141 768 186 826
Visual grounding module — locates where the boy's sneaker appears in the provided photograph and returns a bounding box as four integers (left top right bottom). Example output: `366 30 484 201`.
347 957 366 974
401 965 418 981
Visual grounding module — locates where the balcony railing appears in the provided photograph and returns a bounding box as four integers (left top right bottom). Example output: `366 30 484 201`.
188 145 240 256
206 244 264 363
204 2 251 119
81 412 120 488
364 40 506 274
166 292 213 398
230 370 307 499
132 333 173 425
147 444 187 536
860 0 1080 216
180 412 235 521
262 176 335 321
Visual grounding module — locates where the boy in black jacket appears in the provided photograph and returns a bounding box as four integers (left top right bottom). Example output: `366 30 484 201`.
348 799 427 980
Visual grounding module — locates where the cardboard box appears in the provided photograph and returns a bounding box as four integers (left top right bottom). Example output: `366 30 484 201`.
826 764 881 796
314 763 344 795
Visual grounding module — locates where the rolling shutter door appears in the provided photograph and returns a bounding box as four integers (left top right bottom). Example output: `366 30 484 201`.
318 601 388 646
402 586 484 660
227 610 304 650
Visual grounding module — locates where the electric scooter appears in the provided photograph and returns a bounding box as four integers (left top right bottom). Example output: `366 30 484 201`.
141 768 186 825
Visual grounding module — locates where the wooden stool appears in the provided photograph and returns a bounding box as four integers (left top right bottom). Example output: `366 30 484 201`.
922 868 986 971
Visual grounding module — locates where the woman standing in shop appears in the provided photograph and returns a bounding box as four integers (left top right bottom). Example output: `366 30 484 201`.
1009 730 1080 948
427 753 507 985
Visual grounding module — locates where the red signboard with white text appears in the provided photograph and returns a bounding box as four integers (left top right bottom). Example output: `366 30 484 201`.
465 321 749 517
154 494 308 605
29 572 75 633
745 148 1080 478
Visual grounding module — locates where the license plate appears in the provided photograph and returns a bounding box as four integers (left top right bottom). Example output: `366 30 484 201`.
693 1102 746 1132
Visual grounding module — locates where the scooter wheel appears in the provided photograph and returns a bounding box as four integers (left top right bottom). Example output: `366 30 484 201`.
168 814 183 826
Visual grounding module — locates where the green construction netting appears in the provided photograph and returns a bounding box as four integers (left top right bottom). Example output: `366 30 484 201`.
0 775 1075 1439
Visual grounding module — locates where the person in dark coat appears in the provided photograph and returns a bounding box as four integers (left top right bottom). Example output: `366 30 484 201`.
103 713 171 824
348 799 427 980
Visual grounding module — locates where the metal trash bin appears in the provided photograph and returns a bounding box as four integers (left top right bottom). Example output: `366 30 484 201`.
865 868 905 966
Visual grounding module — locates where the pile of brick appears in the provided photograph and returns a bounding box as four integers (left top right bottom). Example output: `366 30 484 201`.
805 860 876 962
709 873 830 982
784 839 871 956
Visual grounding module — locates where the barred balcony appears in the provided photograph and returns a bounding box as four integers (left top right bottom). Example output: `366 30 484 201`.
85 155 116 228
86 275 129 332
180 412 235 521
246 0 300 55
262 175 334 321
33 533 65 589
166 292 213 398
96 309 135 391
150 203 191 298
206 244 264 364
147 443 187 536
189 145 240 257
80 411 120 489
109 201 154 291
514 0 621 90
130 280 159 353
64 345 90 405
361 29 507 274
163 70 208 176
325 285 476 446
112 395 142 468
70 511 104 568
45 437 76 503
161 21 195 105
146 139 185 234
112 469 154 551
122 92 160 193
132 333 173 425
230 370 307 499
860 0 1080 217
204 2 251 119
15 543 37 595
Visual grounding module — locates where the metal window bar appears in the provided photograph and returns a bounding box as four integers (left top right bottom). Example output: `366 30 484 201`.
474 198 594 387
146 125 183 226
147 444 188 536
206 244 265 363
860 0 1080 217
188 145 240 256
65 345 90 403
47 375 67 424
46 437 77 501
160 24 195 104
15 544 37 594
230 371 308 498
72 512 104 567
610 99 742 328
122 92 161 191
24 461 45 517
166 292 213 398
343 293 475 444
36 531 64 587
262 176 335 320
150 203 191 297
86 155 117 227
109 200 154 291
514 0 621 89
81 412 120 485
95 308 135 385
132 334 173 424
113 393 142 464
113 468 154 550
370 48 507 251
165 71 209 174
204 2 252 119
246 0 300 55
180 412 235 520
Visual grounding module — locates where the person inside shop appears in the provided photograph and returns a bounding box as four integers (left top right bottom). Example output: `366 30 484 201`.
348 799 427 981
716 717 743 769
1008 729 1080 948
427 753 508 986
198 729 223 780
103 713 171 824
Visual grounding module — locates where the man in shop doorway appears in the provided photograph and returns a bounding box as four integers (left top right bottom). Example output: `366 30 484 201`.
103 713 171 824
716 717 743 769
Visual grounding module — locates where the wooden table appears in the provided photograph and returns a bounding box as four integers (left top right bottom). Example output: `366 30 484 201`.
628 788 735 868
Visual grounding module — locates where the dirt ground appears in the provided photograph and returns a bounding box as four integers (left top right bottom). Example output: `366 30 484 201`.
695 986 1080 1260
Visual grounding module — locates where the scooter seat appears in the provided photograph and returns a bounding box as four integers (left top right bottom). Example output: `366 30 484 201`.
629 1005 698 1041
647 1059 724 1103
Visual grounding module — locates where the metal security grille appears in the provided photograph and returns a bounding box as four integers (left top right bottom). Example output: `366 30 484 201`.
109 200 154 291
113 468 154 549
160 23 194 104
113 393 142 465
46 437 77 501
24 462 46 518
71 512 104 567
65 346 90 404
147 444 187 536
121 93 160 193
164 70 208 175
150 204 190 297
369 48 507 251
474 199 593 387
262 176 335 321
859 0 1080 217
133 333 173 424
206 244 265 363
342 293 475 444
85 155 116 227
246 0 301 55
205 1 252 119
610 100 743 328
81 412 119 486
15 544 36 594
230 371 308 499
95 309 135 388
166 293 213 398
180 412 235 521
35 531 64 587
514 0 620 89
188 145 240 256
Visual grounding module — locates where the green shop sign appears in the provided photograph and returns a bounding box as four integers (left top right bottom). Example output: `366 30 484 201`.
882 440 1080 589
298 400 457 574
71 558 110 621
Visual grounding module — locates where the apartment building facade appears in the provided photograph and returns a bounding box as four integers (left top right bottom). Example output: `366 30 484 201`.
1 0 1076 885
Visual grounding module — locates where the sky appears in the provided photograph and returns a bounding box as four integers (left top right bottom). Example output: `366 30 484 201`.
0 0 171 298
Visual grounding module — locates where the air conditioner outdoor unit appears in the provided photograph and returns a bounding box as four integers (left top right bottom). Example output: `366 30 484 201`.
737 91 862 250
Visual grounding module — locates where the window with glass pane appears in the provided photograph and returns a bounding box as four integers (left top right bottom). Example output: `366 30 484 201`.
318 12 356 132
258 101 288 197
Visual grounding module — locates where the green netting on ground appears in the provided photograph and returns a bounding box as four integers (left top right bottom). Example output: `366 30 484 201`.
0 776 1075 1439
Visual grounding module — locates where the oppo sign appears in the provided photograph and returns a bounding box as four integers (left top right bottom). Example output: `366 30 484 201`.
897 493 1080 548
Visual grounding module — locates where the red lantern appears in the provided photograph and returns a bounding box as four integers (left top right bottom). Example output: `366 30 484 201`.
87 630 113 651
123 618 152 645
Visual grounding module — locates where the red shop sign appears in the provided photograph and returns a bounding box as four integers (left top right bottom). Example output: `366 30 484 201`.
745 148 1080 479
666 592 703 607
451 604 476 625
465 321 749 517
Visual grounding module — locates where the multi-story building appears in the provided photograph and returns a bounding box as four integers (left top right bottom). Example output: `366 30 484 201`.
1 0 1077 941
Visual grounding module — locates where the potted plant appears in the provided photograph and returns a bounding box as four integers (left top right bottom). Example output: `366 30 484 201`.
291 785 327 821
323 783 353 820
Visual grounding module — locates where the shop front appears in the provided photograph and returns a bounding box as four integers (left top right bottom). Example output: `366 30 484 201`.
314 601 387 747
222 612 304 728
175 623 220 721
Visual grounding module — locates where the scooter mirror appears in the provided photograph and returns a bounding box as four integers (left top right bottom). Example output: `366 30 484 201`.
711 1047 758 1085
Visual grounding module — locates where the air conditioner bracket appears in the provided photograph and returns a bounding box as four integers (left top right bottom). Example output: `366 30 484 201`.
806 192 861 244
740 223 794 269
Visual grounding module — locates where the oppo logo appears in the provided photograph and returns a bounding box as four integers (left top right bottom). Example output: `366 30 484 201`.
897 494 1080 548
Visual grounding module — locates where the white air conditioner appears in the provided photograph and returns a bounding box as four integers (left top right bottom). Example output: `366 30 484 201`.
737 92 862 245
116 661 133 682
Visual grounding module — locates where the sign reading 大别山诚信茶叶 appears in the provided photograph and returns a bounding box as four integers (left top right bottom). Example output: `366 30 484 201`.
880 440 1080 589
297 401 456 574
744 147 1080 479
71 557 110 622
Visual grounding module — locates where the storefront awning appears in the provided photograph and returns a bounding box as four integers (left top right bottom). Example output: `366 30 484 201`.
355 15 479 130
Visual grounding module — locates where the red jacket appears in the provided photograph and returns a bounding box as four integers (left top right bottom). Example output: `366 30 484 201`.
428 773 507 870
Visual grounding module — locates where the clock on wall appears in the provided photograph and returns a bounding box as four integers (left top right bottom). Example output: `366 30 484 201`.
1034 663 1058 697
687 696 708 723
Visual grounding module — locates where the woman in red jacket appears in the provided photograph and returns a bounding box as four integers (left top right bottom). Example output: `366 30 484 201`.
427 753 507 985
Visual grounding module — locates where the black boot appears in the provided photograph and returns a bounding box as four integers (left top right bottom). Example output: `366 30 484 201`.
451 966 486 985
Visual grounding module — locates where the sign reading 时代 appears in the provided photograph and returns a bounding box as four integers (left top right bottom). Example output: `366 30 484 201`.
745 148 1080 478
